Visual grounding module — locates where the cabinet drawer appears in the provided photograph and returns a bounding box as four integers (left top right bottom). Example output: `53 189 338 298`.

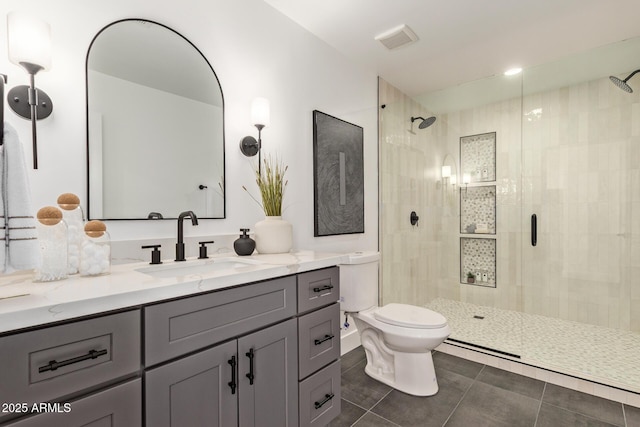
298 360 341 427
298 303 340 379
145 275 296 366
0 310 140 416
297 267 339 313
4 379 141 427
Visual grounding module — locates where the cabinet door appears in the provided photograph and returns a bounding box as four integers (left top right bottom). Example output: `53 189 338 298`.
4 379 141 427
238 319 298 427
145 340 237 427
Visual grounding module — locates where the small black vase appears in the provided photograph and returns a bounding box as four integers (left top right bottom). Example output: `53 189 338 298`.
234 228 256 256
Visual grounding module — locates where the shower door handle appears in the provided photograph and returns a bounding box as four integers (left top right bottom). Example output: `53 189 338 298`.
531 214 537 247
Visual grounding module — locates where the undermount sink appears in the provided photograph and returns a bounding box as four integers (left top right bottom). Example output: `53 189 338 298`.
136 257 265 278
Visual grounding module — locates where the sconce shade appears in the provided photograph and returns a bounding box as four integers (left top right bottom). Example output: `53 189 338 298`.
450 175 457 185
7 12 52 72
251 97 270 127
462 173 471 184
441 165 451 178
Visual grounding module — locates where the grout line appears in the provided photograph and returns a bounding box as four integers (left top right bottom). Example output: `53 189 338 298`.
350 411 368 427
370 387 394 410
341 357 367 375
367 410 402 426
341 396 371 413
542 401 626 427
441 364 482 426
533 382 548 426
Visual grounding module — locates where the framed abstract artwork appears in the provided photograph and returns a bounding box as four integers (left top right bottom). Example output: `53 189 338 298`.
312 110 364 236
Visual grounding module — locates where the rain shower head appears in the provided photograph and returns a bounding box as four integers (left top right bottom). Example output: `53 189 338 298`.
609 69 640 93
411 116 436 129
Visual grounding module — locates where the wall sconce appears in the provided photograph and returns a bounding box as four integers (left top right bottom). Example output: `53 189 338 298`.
441 165 451 183
239 97 270 174
7 12 53 169
462 173 471 196
441 154 458 194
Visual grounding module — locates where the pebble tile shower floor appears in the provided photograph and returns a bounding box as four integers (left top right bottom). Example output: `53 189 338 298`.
425 298 640 392
331 347 640 427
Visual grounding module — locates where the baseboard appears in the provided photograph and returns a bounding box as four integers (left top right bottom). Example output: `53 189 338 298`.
340 328 361 355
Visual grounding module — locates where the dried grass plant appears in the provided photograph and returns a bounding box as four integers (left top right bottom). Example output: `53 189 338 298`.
243 155 288 216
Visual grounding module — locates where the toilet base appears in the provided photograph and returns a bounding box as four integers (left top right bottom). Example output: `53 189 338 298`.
363 349 439 396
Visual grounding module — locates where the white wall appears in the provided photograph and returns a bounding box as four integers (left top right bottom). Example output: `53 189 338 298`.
89 70 224 219
0 0 378 255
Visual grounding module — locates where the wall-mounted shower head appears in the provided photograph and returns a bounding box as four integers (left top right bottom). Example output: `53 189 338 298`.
609 69 640 93
411 116 436 129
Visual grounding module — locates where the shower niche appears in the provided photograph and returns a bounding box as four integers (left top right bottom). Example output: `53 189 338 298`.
460 185 496 234
460 237 496 287
460 131 496 182
460 131 497 287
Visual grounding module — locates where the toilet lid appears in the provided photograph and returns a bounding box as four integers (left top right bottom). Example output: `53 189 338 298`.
373 303 447 329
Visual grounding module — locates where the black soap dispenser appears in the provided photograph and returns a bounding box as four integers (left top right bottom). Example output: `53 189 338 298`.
234 228 256 256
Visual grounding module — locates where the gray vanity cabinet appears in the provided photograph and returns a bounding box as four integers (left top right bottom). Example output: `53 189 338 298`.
143 276 299 427
3 380 141 427
296 268 341 427
0 310 141 427
145 340 237 427
0 266 341 427
238 319 298 427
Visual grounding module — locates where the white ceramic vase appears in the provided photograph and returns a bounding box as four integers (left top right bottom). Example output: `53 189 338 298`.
254 216 293 254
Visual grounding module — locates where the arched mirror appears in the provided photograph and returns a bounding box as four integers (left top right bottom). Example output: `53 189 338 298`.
86 19 225 220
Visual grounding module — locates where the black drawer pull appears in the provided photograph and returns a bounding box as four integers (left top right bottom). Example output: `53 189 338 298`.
38 349 108 373
314 334 334 346
245 348 255 385
228 355 237 394
312 284 333 293
314 393 334 410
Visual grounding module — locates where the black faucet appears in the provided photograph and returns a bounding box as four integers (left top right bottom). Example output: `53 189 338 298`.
175 211 198 261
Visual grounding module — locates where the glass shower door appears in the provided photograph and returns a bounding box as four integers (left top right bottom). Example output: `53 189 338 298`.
520 37 640 392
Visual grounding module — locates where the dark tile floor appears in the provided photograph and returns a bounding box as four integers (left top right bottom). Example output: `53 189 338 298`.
330 347 639 427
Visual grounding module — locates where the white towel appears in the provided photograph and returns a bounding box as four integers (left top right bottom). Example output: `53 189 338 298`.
2 122 40 273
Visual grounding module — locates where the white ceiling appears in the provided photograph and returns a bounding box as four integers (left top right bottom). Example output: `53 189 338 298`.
264 0 640 98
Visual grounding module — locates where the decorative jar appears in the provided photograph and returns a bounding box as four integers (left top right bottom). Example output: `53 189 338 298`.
57 193 84 274
80 220 111 276
34 206 68 282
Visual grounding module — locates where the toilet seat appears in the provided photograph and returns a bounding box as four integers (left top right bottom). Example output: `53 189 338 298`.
373 303 447 329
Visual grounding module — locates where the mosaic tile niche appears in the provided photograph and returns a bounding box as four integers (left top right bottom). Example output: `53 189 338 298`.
460 237 496 287
460 185 496 234
460 132 496 182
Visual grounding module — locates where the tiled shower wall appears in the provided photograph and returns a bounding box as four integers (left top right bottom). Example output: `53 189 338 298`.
380 73 639 332
379 77 522 310
521 75 640 332
378 78 446 306
435 90 523 311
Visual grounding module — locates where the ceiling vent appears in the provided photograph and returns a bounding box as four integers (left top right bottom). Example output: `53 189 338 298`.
375 24 418 50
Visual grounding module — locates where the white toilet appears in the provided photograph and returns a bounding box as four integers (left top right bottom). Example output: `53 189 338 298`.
340 252 450 396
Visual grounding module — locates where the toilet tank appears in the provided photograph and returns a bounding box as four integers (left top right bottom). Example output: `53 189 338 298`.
339 252 380 312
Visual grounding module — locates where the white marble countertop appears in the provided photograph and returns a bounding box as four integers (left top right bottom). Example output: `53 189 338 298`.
0 251 346 334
